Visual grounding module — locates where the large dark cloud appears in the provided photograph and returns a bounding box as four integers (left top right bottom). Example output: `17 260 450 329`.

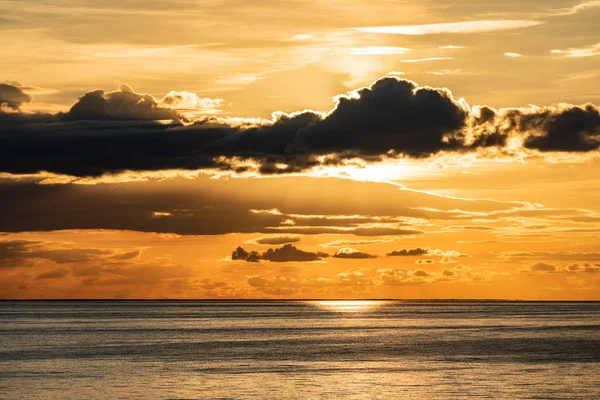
2 77 597 178
293 78 468 157
0 174 528 235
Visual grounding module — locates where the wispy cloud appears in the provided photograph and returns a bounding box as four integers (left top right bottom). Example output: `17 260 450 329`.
426 69 461 75
349 46 411 55
504 52 522 57
401 57 452 63
551 43 600 57
354 20 541 35
439 45 465 49
545 0 600 17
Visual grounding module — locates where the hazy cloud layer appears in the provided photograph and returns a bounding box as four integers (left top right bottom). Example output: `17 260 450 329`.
1 77 599 178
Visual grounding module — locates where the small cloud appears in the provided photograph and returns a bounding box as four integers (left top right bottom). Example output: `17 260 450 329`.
387 71 405 76
252 236 301 245
439 45 464 49
291 34 314 40
387 247 430 257
416 259 435 264
36 268 69 280
111 249 142 260
530 262 557 272
333 248 377 259
550 42 600 57
504 52 522 57
231 244 327 263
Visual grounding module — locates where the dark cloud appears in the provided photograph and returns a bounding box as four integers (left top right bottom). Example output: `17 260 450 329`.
3 76 597 178
0 82 31 110
262 244 328 262
473 104 600 152
0 174 521 236
231 246 260 262
523 105 600 152
65 85 180 122
36 268 69 280
0 240 112 267
111 249 142 260
332 248 377 259
0 240 146 270
387 247 430 256
232 244 327 263
416 259 435 264
293 78 468 157
530 262 557 272
253 236 301 245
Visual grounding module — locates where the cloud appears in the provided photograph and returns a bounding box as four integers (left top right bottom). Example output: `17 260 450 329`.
321 239 394 248
545 1 600 17
332 248 376 259
1 76 600 178
504 52 522 58
0 82 32 110
262 244 328 262
0 240 113 267
550 42 600 58
530 262 557 272
65 85 181 122
387 247 430 257
472 104 600 152
353 20 541 35
111 249 142 260
349 46 410 55
36 268 69 280
159 91 223 112
523 262 600 275
231 246 261 262
252 236 301 245
400 57 452 63
231 244 327 263
0 175 518 236
416 259 435 264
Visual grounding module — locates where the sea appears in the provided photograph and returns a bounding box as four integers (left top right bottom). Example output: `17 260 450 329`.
0 301 599 399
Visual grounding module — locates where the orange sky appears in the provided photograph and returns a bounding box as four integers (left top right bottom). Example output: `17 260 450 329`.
1 0 599 299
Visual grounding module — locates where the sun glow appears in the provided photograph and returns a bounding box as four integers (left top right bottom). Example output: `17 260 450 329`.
310 300 386 313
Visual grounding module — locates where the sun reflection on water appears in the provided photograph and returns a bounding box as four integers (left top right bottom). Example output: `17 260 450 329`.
309 300 386 313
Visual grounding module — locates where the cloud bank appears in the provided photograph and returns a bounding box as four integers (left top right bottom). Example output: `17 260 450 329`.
1 77 599 178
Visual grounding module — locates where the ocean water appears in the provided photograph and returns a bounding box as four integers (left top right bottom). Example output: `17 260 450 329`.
0 301 599 399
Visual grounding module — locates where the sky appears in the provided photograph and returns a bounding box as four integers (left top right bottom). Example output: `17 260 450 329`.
1 0 599 300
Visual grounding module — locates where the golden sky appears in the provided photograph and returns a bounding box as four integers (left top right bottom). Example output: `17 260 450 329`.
1 0 599 299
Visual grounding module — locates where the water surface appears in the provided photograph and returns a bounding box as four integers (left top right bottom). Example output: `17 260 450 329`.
1 301 599 399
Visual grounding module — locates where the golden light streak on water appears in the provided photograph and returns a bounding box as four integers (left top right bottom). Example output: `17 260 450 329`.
309 300 387 313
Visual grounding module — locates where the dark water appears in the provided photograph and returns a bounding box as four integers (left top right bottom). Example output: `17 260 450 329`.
0 301 599 399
